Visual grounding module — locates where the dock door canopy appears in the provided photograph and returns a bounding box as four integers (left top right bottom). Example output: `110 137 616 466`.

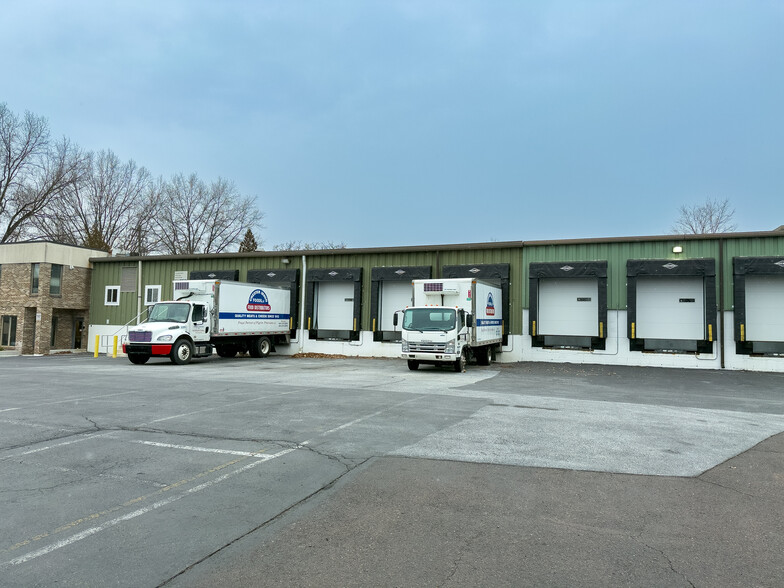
442 264 510 346
247 269 300 335
305 268 362 341
627 259 716 353
733 257 784 356
189 270 240 281
370 266 431 342
529 261 607 350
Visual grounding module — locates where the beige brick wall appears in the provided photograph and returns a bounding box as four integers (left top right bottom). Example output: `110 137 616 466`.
0 262 92 353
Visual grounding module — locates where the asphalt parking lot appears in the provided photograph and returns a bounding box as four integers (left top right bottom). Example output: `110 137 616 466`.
1 354 783 587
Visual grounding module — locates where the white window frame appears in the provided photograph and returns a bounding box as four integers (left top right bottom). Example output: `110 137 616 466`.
105 285 120 306
145 285 162 306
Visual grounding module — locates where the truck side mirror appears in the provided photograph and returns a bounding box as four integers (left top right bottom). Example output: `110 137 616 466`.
393 313 399 327
466 314 474 328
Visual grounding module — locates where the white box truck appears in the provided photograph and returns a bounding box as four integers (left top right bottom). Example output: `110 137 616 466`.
124 279 291 365
396 278 503 371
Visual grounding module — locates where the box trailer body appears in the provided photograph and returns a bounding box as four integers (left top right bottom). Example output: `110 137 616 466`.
399 278 503 371
124 280 291 365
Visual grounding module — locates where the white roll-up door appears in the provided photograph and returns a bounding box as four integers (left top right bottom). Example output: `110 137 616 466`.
745 275 784 342
539 278 598 337
380 281 412 331
636 276 704 339
315 282 355 330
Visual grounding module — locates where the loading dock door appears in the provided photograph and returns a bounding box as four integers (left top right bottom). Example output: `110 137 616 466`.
380 281 412 332
745 275 784 342
538 278 598 337
315 282 355 330
636 276 704 340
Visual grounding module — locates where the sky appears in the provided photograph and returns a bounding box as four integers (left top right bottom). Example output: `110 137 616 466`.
2 1 783 249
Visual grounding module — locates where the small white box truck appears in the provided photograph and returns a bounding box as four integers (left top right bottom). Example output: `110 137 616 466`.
396 278 503 371
124 279 291 365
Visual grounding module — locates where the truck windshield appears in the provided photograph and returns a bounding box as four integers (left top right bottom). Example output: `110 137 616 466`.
147 303 191 323
402 308 456 331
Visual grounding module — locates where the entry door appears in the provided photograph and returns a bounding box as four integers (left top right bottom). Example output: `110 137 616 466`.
539 278 598 337
745 275 784 342
315 282 355 330
73 317 84 348
380 281 413 331
636 276 704 340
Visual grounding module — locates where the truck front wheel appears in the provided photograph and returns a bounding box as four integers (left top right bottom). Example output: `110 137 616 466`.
454 350 466 372
407 360 420 371
171 339 194 365
249 336 271 358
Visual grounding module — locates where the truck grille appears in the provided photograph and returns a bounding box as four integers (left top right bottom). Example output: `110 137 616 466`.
129 331 152 343
409 342 446 353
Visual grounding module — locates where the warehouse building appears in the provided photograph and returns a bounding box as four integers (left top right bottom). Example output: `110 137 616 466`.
87 228 784 372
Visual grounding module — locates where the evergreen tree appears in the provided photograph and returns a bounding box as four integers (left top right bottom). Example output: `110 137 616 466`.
238 228 258 252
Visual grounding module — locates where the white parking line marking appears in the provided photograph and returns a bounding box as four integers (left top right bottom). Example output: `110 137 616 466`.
0 408 21 413
2 448 296 568
2 395 426 567
129 440 265 457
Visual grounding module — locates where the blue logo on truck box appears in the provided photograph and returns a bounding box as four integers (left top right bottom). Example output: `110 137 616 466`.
247 289 271 312
486 292 495 316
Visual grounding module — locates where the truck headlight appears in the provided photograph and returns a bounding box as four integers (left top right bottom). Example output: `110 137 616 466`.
401 340 409 352
445 341 455 354
157 334 173 342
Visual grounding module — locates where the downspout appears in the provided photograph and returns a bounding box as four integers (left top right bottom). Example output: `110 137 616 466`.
719 238 725 369
298 254 307 354
137 259 143 325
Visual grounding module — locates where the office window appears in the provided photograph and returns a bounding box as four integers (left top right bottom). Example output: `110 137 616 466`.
145 285 161 306
31 263 40 294
105 286 120 306
1 316 17 346
50 264 63 295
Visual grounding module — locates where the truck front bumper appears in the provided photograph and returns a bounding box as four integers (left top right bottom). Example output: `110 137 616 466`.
402 352 457 363
123 343 173 356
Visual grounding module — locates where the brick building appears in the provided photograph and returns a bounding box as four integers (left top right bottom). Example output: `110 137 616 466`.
0 242 109 354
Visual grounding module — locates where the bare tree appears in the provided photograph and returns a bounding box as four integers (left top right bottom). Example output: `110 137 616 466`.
672 198 737 234
0 103 87 243
32 149 152 252
272 240 347 251
152 173 263 255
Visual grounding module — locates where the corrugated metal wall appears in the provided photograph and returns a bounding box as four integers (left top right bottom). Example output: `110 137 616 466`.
89 235 784 330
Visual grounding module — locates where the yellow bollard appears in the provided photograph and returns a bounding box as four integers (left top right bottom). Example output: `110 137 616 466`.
94 335 100 358
112 336 118 358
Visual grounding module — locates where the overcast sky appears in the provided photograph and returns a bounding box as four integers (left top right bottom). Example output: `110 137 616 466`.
3 1 783 249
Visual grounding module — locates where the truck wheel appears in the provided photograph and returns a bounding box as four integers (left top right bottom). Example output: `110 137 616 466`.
407 360 420 371
249 336 271 358
128 353 149 365
216 345 237 358
476 346 491 366
171 339 193 365
454 350 466 372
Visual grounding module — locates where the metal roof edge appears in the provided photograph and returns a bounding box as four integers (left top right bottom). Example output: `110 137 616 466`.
90 231 784 263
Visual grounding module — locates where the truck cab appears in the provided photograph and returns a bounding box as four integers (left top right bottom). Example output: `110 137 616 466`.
125 297 214 365
399 306 473 372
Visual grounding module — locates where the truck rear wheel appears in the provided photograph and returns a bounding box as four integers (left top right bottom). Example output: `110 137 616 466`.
249 336 271 358
476 346 491 366
216 345 237 358
171 339 193 365
407 360 420 370
128 353 149 365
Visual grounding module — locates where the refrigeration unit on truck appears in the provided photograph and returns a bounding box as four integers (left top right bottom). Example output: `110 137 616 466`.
124 279 291 365
396 278 503 371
